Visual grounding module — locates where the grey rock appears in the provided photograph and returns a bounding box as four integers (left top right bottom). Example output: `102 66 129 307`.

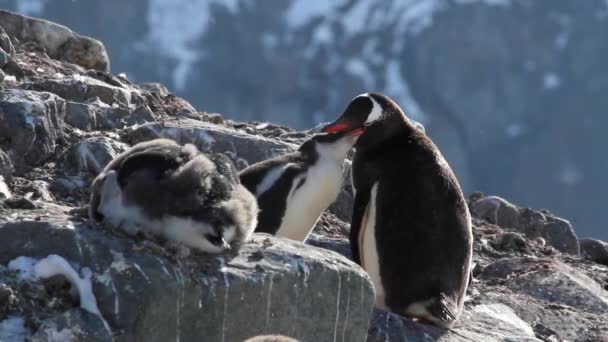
0 149 13 178
139 82 170 97
62 137 127 175
0 48 9 69
124 119 298 168
0 10 109 71
471 196 579 255
0 25 15 57
23 76 133 108
306 233 351 260
0 89 66 173
64 101 97 131
580 238 608 266
367 304 540 342
65 99 155 131
481 257 608 314
0 68 4 83
0 206 375 341
31 309 112 342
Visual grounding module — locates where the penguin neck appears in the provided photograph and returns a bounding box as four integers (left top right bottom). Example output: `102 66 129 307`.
356 113 417 153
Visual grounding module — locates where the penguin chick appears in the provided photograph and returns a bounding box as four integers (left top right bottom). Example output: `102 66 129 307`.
89 139 258 253
239 131 359 242
322 93 473 329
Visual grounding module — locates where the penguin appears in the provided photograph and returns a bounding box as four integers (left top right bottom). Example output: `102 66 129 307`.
321 93 473 329
239 131 359 242
89 139 258 254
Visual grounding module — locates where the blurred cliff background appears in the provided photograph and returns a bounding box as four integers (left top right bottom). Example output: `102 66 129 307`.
1 0 606 240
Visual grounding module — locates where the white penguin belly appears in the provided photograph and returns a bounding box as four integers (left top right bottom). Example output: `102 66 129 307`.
359 183 386 309
275 159 343 242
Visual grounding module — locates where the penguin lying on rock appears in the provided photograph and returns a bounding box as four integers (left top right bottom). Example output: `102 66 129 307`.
239 131 360 242
89 139 258 253
322 93 473 329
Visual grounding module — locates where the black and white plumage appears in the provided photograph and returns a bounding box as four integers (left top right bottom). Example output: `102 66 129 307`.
239 131 359 242
89 139 258 253
322 93 473 329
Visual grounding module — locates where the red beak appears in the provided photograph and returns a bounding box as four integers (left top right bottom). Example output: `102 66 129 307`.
346 128 364 137
323 123 350 133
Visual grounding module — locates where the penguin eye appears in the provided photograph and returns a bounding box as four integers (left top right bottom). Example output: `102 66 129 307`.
204 233 222 246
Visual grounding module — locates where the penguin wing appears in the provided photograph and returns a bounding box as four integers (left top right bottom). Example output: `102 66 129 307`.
117 149 181 188
349 189 371 266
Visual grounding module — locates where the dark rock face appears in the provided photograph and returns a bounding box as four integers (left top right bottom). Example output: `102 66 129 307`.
0 10 607 342
0 89 66 173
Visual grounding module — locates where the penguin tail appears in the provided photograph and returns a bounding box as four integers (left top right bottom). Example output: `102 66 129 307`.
404 293 459 329
427 293 458 324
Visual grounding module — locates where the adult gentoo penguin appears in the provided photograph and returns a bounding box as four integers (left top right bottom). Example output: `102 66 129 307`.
239 131 359 242
89 139 258 253
322 93 473 328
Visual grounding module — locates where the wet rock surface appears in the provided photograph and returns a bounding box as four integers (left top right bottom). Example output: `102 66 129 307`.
0 10 606 342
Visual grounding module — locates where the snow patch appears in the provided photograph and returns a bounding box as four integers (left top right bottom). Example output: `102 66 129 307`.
345 58 374 89
0 316 30 342
285 1 341 29
15 0 48 16
139 0 240 91
543 72 561 91
8 255 110 332
0 175 12 199
453 0 511 6
384 60 426 123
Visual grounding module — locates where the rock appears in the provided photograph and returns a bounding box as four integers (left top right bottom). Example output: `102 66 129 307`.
0 10 109 71
139 82 170 97
0 68 4 83
0 206 375 341
580 238 608 266
202 112 224 125
491 232 529 253
65 99 155 131
367 304 540 342
244 335 300 342
0 26 15 57
23 76 133 108
31 309 112 342
0 48 9 69
0 89 66 173
306 233 351 260
471 195 580 255
0 149 13 178
62 137 127 175
481 257 608 314
125 119 298 168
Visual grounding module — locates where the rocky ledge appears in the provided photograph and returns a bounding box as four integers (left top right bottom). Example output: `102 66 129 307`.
0 10 607 342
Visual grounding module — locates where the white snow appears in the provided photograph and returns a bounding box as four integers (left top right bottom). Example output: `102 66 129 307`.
139 0 240 91
345 58 374 89
15 0 48 16
340 1 374 37
0 316 30 342
8 255 110 332
0 175 12 199
506 123 523 138
543 72 561 90
384 60 426 123
454 0 511 6
285 1 341 29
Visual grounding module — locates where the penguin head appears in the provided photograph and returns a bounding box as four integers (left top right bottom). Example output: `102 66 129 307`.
300 131 358 161
321 93 420 143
